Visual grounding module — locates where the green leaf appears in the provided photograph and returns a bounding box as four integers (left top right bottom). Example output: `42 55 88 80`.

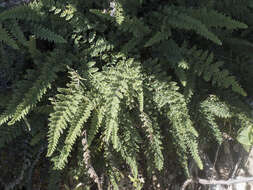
237 126 252 146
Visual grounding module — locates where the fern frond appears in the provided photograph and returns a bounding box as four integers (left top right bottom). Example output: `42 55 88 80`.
0 25 18 49
4 20 26 44
104 93 121 151
184 45 247 96
144 31 168 47
89 37 114 57
65 99 93 149
30 24 66 43
201 95 232 119
187 8 248 29
0 114 13 126
87 106 105 146
53 99 93 169
0 69 40 126
8 62 59 125
114 1 125 25
199 110 223 144
47 69 84 157
198 95 231 144
0 5 42 22
119 109 141 177
140 112 164 171
163 6 222 45
50 4 76 21
146 78 202 174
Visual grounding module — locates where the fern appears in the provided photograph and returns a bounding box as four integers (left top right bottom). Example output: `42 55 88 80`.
183 45 247 96
0 5 42 22
119 109 141 177
47 69 84 157
4 20 26 44
114 1 125 25
0 123 24 148
0 25 18 49
142 59 202 175
0 69 39 126
0 4 66 48
8 62 59 125
163 6 222 45
198 95 232 144
144 31 168 48
87 106 105 146
1 0 253 189
49 4 76 21
53 99 93 169
0 51 67 127
186 7 248 29
140 112 164 171
30 24 66 43
104 94 121 150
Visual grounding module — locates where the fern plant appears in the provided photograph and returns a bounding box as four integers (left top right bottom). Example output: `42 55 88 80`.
1 0 253 189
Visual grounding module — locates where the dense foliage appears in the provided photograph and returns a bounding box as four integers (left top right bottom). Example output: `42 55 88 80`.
1 0 253 189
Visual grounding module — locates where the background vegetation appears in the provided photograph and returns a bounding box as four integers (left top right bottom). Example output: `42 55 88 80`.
0 0 253 189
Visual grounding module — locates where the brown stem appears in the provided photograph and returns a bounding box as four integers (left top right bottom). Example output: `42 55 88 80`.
82 130 103 190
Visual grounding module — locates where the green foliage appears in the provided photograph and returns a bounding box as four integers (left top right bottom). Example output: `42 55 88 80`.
0 25 19 49
1 0 253 189
182 44 247 96
236 111 253 151
186 7 248 29
163 6 222 45
0 3 66 49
